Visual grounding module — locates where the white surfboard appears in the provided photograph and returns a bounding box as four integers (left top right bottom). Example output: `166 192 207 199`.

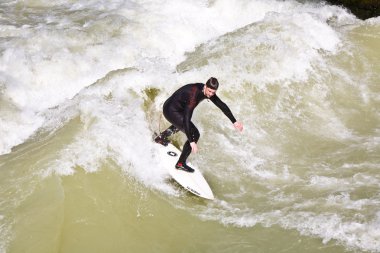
156 142 214 200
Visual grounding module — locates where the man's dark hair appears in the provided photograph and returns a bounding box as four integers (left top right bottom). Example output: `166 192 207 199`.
206 77 219 90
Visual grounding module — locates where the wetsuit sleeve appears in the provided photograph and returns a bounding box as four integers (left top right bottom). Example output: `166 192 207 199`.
210 95 237 123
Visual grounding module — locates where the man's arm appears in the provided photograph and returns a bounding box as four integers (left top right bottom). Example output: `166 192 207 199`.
211 95 243 132
210 95 236 123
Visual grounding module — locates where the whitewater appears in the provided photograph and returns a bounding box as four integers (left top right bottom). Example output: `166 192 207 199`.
1 0 379 252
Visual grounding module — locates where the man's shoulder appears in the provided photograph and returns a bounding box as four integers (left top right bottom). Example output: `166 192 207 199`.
210 93 220 100
180 83 204 91
183 82 204 87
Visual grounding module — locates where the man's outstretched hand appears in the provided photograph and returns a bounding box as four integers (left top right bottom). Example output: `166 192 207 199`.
234 121 243 132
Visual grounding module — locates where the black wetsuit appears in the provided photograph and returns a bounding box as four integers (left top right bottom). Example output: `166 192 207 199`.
163 83 236 163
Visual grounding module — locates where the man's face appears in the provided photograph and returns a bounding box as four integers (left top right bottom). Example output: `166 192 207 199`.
204 86 217 98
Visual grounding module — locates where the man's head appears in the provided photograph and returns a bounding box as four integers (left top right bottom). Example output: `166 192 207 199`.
206 77 219 90
204 77 218 98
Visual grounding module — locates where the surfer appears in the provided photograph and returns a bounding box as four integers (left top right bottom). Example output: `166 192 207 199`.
155 77 243 173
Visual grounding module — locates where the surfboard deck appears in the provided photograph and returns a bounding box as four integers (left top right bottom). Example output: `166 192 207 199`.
156 142 214 200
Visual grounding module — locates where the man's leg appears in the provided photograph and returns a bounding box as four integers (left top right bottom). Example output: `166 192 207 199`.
160 109 199 173
177 140 192 165
175 123 200 173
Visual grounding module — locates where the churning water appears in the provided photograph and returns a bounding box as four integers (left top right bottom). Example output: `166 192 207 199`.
1 0 379 252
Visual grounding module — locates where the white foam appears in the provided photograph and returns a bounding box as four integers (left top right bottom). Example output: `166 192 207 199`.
40 70 175 196
280 211 380 252
366 16 380 25
0 0 354 155
200 206 380 252
308 175 351 189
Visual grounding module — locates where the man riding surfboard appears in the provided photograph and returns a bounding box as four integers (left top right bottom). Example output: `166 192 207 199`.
155 77 243 172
